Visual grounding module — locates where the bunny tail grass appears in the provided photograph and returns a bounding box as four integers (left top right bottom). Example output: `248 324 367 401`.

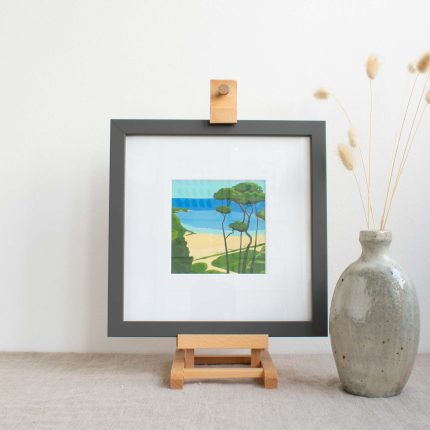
314 89 330 100
366 54 379 80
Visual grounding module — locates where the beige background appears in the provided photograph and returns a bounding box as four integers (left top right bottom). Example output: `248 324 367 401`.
1 0 429 353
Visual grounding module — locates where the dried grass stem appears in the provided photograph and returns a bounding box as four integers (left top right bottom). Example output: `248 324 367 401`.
383 70 430 228
380 73 419 228
353 170 369 227
368 79 375 228
331 93 374 227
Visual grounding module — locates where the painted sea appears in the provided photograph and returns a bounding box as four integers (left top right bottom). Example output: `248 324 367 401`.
173 198 266 235
171 180 266 274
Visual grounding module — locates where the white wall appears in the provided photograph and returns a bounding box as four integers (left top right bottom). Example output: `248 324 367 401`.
1 0 429 354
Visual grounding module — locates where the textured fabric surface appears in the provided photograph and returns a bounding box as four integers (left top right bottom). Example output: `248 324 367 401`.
0 352 428 430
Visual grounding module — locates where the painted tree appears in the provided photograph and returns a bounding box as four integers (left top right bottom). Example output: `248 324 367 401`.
171 208 193 273
213 183 265 274
231 184 265 273
228 221 248 273
250 208 265 273
213 187 243 272
215 205 232 273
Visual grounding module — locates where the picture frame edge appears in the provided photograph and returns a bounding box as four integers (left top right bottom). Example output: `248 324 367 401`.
108 120 327 338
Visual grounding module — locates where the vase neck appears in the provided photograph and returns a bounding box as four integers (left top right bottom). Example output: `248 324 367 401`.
359 230 392 260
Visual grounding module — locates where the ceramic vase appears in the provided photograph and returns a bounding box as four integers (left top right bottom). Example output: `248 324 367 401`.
330 230 420 397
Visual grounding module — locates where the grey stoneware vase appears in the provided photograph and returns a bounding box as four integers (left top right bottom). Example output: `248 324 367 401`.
330 230 420 397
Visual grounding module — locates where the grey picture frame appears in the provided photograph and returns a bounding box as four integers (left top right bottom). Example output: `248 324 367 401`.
108 120 327 337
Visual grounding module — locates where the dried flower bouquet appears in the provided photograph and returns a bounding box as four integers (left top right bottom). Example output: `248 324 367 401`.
314 52 430 230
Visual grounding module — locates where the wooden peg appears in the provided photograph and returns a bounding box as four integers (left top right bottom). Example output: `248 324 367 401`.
218 84 230 95
210 80 237 124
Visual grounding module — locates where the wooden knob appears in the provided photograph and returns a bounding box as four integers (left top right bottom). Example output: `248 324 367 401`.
218 84 230 95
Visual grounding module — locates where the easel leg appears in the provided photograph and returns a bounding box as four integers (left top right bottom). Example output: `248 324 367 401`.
185 349 194 368
260 349 278 388
170 349 185 389
251 349 262 367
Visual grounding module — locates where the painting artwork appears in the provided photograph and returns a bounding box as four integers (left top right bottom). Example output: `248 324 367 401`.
171 180 266 274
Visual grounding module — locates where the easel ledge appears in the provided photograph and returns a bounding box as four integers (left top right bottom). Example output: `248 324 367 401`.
170 334 278 389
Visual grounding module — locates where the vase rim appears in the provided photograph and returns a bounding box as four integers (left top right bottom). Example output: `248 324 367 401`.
359 230 392 242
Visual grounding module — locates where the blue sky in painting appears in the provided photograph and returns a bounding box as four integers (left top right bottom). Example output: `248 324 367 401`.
172 180 266 199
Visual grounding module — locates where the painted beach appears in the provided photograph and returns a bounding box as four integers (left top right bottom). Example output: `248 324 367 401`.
171 180 266 274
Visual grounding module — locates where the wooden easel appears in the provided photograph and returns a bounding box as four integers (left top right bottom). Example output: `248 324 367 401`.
169 82 277 389
170 334 278 389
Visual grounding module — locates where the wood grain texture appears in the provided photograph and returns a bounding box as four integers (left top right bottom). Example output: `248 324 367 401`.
194 355 251 365
210 79 237 124
183 368 264 380
177 334 268 349
251 349 262 368
184 349 194 368
169 349 185 389
261 349 278 389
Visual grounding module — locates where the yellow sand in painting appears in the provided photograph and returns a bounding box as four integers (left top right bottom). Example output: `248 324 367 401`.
184 233 265 260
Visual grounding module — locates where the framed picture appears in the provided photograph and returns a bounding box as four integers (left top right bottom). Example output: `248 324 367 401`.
108 120 327 337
